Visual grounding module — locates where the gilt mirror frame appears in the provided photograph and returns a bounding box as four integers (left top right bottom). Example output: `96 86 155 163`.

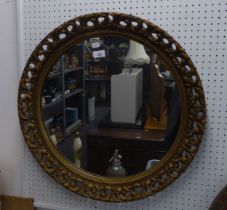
18 12 206 202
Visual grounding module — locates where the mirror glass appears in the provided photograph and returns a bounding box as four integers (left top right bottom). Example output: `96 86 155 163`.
41 36 181 177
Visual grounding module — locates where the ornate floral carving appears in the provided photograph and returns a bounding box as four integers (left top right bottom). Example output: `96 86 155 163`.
18 12 206 202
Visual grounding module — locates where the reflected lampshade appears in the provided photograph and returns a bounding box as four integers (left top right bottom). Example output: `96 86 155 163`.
124 40 150 66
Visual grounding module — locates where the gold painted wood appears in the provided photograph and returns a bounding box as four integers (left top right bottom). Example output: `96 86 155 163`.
18 12 206 202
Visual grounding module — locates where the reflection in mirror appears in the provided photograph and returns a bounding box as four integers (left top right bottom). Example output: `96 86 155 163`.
41 36 180 177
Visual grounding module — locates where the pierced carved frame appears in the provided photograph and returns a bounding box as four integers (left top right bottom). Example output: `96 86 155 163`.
18 12 206 202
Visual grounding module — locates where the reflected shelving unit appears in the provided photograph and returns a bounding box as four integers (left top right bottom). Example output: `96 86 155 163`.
42 43 85 145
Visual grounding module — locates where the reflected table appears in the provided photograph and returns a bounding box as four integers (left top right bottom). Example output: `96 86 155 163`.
85 127 167 176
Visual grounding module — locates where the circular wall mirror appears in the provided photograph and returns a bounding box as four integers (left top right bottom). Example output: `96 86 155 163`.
41 35 181 177
18 12 206 202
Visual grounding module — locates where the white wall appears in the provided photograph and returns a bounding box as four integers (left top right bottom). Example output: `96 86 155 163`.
18 1 227 210
0 1 226 210
0 0 22 196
